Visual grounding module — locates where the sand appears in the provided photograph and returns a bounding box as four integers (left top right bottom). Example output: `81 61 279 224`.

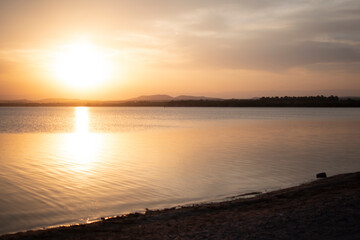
1 172 360 240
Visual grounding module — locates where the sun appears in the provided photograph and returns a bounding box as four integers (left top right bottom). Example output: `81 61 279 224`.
52 42 113 89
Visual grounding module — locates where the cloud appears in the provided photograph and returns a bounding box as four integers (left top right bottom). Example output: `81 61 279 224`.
151 0 360 71
0 0 359 73
172 35 360 71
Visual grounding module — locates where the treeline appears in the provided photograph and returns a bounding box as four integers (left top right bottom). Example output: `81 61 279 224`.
164 96 359 107
1 96 359 107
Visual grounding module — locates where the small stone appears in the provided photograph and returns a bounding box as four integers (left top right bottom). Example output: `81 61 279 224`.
316 172 327 178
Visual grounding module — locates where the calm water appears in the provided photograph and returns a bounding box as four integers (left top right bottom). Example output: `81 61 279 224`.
0 107 360 235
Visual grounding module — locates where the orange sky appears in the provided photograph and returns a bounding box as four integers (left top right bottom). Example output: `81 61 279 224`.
0 0 359 100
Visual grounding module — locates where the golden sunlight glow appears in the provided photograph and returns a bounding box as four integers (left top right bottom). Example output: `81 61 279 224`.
75 106 89 133
64 107 103 168
52 42 113 89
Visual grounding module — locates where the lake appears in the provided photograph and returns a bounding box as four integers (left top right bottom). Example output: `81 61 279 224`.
0 107 360 235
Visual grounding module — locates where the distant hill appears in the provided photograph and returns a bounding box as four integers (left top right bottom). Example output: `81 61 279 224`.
128 94 221 102
0 95 220 104
174 95 221 100
128 95 174 102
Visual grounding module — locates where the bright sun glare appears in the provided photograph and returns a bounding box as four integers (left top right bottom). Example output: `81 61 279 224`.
52 42 113 89
64 107 104 168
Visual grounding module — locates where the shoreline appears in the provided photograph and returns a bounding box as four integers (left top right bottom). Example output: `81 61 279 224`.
2 172 360 239
1 96 359 108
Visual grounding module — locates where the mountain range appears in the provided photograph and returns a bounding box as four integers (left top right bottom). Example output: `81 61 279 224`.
0 95 221 103
127 95 220 102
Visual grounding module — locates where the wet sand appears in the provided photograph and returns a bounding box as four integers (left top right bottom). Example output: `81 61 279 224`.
1 172 360 240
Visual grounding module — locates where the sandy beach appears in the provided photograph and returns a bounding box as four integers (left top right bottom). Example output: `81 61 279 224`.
1 172 359 239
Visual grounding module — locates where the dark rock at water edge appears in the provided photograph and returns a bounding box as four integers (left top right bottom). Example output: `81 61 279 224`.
316 172 327 178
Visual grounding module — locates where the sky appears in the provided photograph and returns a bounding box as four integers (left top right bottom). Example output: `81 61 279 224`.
0 0 359 100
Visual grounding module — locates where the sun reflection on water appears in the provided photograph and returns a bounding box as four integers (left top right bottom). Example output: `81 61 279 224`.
75 107 89 133
64 107 103 169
